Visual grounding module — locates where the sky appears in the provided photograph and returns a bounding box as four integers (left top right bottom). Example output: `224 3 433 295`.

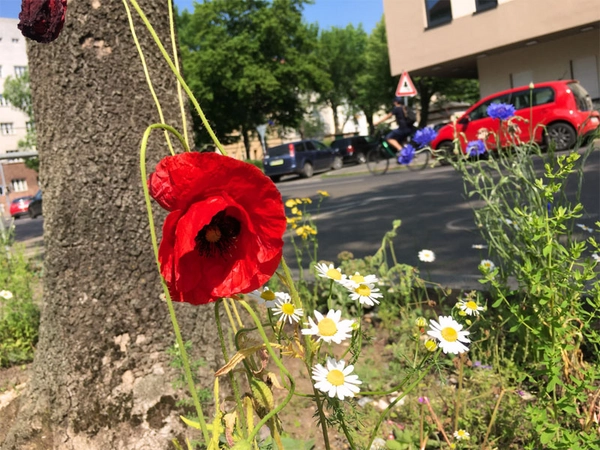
0 0 383 33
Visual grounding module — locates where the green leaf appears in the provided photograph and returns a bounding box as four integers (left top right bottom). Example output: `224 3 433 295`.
540 431 556 444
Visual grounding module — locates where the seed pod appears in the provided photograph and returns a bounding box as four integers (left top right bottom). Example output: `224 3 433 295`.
18 0 67 44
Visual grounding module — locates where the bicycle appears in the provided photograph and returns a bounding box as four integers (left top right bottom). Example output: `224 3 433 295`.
366 131 430 175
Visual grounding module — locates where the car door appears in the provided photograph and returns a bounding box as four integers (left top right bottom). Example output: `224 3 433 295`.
310 140 334 170
459 94 510 150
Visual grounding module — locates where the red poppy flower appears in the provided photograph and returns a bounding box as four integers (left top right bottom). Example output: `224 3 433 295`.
18 0 67 44
149 152 286 305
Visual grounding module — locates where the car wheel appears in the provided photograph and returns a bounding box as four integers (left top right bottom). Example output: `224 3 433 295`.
299 162 314 178
545 122 576 151
331 156 343 170
28 210 36 219
269 175 281 183
435 141 455 166
355 153 366 164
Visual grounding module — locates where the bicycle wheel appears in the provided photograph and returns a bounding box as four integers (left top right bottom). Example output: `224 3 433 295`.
367 146 390 175
407 149 430 171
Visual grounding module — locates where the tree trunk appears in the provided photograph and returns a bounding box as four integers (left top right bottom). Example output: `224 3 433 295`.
242 126 251 160
2 1 221 449
329 100 342 136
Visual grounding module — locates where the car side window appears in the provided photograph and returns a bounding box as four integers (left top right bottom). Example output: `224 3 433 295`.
532 87 554 106
510 90 530 110
469 94 510 120
295 142 307 152
303 141 315 151
313 141 329 151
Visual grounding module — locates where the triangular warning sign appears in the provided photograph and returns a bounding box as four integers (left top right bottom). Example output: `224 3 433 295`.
395 71 418 97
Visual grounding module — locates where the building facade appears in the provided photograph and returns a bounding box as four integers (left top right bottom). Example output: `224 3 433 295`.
0 18 39 216
383 0 600 101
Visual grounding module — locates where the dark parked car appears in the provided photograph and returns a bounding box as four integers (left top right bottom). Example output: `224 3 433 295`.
263 140 343 182
9 196 33 218
330 135 378 165
28 190 42 218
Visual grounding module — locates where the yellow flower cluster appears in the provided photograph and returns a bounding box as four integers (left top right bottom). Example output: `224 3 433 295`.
285 195 326 240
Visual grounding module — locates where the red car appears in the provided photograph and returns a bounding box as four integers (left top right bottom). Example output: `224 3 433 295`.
431 80 600 154
9 196 33 218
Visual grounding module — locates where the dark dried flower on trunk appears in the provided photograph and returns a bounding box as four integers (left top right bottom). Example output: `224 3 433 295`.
18 0 67 44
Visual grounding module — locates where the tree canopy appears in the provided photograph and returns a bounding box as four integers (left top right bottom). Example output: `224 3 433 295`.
178 0 326 158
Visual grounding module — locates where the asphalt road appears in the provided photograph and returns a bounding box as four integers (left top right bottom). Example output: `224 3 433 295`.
7 145 599 289
277 146 599 288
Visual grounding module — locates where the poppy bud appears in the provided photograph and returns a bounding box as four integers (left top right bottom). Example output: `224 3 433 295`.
18 0 67 44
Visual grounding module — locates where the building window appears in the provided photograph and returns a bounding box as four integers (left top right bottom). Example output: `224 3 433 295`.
0 94 7 107
475 0 497 13
14 66 27 77
12 38 19 43
11 179 28 192
425 0 452 28
0 123 15 135
26 121 35 132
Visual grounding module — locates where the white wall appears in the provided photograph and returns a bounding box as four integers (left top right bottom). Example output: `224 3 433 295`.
0 18 29 154
477 30 600 99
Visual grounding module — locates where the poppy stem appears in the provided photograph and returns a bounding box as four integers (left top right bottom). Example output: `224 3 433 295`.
214 300 248 437
239 300 296 444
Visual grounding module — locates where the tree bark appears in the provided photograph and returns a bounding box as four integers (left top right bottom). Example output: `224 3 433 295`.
241 126 251 160
2 1 221 449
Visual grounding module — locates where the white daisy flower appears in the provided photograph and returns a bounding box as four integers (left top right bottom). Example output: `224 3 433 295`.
576 223 594 233
427 316 470 354
592 253 600 263
271 298 303 324
315 262 346 283
456 299 484 316
349 283 383 307
312 357 362 401
454 429 470 440
301 309 354 344
418 249 435 262
479 259 495 272
246 287 289 308
342 272 379 289
0 290 13 300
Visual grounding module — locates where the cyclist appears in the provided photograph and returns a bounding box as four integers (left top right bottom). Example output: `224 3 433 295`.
374 97 414 152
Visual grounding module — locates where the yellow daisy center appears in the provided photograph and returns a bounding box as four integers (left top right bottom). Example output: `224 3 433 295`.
466 301 478 310
205 226 222 243
441 327 458 342
326 268 342 280
355 284 371 296
326 369 345 386
351 274 365 284
281 303 295 315
261 290 275 301
317 318 338 336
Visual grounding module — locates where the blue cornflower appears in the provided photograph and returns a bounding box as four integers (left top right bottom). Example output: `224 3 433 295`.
398 144 416 165
412 127 437 148
486 102 515 120
466 140 486 157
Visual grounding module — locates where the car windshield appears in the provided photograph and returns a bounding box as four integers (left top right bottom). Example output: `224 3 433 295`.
330 138 351 149
12 197 30 203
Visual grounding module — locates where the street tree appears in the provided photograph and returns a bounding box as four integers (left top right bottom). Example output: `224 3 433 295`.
3 70 38 170
178 0 324 159
355 18 398 134
2 1 221 448
316 24 367 135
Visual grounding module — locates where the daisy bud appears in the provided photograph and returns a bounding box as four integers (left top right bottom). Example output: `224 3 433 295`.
415 317 427 328
424 339 438 352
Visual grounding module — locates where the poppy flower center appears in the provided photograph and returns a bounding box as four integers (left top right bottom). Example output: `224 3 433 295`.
261 290 276 301
281 303 295 315
441 327 458 342
195 210 241 257
355 284 371 296
318 318 337 336
326 268 342 280
466 301 478 310
326 369 345 386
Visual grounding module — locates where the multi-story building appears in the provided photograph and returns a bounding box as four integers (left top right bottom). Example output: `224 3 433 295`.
0 17 39 216
383 0 600 101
